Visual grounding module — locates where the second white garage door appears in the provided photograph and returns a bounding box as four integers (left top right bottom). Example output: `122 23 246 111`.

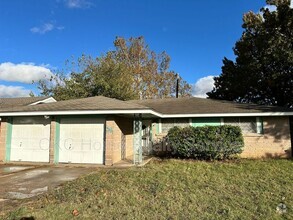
59 118 105 164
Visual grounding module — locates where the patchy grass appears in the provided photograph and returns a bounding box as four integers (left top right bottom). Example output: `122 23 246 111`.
2 159 293 220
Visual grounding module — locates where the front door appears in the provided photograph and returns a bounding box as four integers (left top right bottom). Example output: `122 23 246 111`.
142 120 152 155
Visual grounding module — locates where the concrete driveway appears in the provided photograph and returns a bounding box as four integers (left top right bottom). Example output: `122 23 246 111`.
0 165 97 213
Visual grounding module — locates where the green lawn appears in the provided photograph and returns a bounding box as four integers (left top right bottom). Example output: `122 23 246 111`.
3 159 293 220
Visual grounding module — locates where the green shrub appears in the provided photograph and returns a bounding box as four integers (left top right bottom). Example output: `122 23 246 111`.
166 125 244 160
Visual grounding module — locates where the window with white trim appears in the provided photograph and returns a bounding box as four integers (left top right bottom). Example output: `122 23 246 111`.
223 117 263 134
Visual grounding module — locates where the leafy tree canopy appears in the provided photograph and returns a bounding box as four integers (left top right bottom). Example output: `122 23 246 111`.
37 36 191 101
208 0 293 108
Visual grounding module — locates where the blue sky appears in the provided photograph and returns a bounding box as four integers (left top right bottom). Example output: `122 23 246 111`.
0 0 269 97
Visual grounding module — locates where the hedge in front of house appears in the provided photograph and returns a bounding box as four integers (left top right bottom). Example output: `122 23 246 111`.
166 125 244 160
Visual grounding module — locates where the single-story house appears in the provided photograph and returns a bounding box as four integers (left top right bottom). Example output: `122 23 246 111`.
0 96 292 166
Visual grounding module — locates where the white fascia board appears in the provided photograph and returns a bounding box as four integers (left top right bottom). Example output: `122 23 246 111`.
159 112 293 118
0 109 292 117
29 97 57 105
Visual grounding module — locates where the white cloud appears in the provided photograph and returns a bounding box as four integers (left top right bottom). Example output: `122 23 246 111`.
0 62 53 84
263 5 277 12
64 0 93 9
0 85 30 98
30 23 54 34
192 75 215 98
291 0 293 8
30 23 64 34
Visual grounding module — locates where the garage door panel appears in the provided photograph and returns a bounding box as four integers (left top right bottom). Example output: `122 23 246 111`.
59 118 104 164
10 117 51 162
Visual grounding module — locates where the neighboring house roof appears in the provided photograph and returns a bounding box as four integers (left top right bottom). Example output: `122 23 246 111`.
0 96 150 115
128 97 293 116
0 96 56 109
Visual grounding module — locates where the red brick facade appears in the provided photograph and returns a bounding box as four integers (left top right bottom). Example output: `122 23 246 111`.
152 116 292 158
105 117 134 165
242 117 292 158
0 120 7 162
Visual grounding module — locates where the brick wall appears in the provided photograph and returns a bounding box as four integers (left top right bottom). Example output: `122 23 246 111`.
242 116 292 158
105 120 116 165
105 118 122 165
105 117 134 165
49 119 56 164
115 117 133 158
151 116 292 158
0 119 7 162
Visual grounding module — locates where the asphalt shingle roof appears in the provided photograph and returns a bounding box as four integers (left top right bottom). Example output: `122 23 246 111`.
0 96 51 109
128 97 292 114
0 96 291 115
0 96 149 113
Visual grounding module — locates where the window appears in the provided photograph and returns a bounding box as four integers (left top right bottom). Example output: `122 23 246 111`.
192 118 221 127
161 118 189 133
159 117 264 134
223 117 263 134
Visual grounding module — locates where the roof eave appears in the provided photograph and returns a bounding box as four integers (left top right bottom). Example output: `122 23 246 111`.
0 109 292 117
0 109 160 117
159 112 293 118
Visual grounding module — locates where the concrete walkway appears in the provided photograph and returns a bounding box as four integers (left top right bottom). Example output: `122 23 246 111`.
0 165 36 176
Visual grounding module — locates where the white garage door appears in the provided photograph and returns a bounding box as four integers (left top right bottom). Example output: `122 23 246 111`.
59 118 104 164
10 117 51 162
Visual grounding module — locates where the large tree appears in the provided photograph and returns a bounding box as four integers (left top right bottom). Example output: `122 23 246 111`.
208 0 293 107
38 36 191 101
